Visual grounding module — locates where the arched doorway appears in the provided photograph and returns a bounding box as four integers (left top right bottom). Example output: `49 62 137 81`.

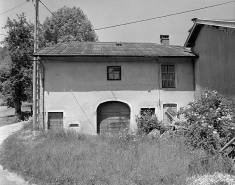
97 101 130 134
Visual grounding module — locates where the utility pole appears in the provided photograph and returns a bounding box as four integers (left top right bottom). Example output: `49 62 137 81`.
33 0 39 129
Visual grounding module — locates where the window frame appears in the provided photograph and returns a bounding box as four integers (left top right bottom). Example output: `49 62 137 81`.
140 108 156 116
161 64 176 89
47 111 64 130
107 66 121 81
162 103 177 125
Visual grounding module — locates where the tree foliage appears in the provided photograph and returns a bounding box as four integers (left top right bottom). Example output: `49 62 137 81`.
177 90 235 155
0 13 34 119
42 6 98 46
0 6 98 119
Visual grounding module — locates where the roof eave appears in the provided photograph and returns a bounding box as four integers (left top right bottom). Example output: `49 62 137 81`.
33 54 198 58
185 18 235 47
184 23 204 48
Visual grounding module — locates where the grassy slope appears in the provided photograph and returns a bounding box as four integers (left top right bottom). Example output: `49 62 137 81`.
0 123 233 185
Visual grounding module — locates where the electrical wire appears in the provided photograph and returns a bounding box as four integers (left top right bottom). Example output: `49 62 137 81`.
94 0 234 31
70 90 96 131
0 2 28 16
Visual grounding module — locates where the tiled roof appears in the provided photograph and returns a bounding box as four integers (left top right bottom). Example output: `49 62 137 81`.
34 41 196 57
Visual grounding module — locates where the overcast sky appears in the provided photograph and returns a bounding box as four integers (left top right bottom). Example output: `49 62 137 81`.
0 0 234 46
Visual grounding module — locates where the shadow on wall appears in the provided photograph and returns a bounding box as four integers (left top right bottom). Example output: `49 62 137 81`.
44 83 194 93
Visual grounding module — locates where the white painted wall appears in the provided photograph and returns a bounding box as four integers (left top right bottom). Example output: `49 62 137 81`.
41 57 195 134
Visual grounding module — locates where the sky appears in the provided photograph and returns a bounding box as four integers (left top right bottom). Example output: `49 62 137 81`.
0 0 234 46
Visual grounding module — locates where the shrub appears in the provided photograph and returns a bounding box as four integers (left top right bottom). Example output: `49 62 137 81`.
136 109 166 134
177 90 235 155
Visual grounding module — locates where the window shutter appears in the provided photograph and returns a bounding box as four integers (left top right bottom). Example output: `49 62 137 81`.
161 65 175 88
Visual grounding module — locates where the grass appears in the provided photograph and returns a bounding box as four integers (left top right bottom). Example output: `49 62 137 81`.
0 122 234 185
0 95 32 127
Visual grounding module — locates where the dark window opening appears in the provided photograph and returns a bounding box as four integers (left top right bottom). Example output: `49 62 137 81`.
140 108 155 116
161 65 175 88
107 66 121 80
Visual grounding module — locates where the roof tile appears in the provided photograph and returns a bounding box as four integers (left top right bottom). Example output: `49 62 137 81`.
34 41 196 57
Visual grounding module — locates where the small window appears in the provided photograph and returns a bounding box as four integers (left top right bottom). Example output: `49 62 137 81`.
140 108 155 116
161 65 175 88
163 104 177 124
107 66 121 80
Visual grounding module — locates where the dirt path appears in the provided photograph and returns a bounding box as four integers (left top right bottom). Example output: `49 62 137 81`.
0 122 35 185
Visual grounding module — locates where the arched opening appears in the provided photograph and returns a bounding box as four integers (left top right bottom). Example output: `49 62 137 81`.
97 101 130 134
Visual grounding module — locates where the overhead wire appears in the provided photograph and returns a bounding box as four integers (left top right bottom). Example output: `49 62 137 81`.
94 0 234 31
1 0 234 47
0 2 28 16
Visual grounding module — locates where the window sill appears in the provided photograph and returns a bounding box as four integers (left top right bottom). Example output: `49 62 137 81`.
161 87 177 91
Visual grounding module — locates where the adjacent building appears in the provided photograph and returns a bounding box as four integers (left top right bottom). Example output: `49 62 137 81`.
185 18 235 96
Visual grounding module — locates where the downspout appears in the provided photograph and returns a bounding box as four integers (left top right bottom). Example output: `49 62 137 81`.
39 61 45 129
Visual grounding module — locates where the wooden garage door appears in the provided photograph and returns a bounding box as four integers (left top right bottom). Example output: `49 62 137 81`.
48 112 63 131
97 101 130 134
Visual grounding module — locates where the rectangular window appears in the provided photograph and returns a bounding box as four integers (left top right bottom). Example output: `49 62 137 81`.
161 65 175 88
163 104 177 125
48 112 63 131
107 66 121 80
140 108 155 116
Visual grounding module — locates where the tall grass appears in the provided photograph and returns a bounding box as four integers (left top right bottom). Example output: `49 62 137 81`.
0 128 233 185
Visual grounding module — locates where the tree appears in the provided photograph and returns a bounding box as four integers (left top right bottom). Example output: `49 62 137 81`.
0 13 34 119
42 6 98 46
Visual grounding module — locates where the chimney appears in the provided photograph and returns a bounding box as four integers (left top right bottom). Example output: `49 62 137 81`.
160 35 169 45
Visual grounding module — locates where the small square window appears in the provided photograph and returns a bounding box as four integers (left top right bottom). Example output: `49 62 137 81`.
161 65 175 88
107 66 121 80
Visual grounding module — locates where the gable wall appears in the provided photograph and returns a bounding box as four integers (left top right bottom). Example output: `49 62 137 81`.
41 57 195 134
192 26 235 96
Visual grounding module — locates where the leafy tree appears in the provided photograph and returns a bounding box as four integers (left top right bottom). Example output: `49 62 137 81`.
177 90 235 155
0 13 34 119
0 46 9 61
42 6 98 46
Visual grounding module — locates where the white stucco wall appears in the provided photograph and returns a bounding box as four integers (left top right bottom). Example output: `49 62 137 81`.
41 57 195 134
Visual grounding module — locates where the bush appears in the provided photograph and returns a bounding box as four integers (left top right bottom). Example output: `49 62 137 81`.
136 109 166 134
177 90 235 155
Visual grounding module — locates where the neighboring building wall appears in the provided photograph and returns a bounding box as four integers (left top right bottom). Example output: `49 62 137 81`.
192 25 235 97
41 57 195 134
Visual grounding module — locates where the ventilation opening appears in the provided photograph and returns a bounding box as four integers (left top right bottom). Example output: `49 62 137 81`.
69 124 79 127
116 42 122 46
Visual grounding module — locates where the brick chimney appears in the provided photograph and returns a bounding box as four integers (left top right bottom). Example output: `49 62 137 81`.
160 35 169 45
